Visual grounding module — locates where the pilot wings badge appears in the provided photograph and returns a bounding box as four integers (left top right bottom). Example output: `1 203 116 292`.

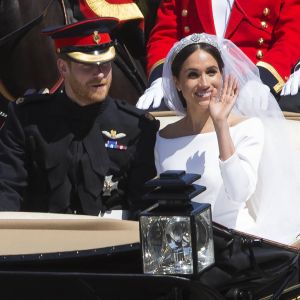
102 129 127 150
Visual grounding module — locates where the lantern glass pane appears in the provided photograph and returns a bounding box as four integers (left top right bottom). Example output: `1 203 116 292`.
140 215 194 274
195 209 214 272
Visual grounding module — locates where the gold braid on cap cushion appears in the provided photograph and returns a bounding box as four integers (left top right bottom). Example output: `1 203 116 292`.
172 33 221 62
85 0 143 21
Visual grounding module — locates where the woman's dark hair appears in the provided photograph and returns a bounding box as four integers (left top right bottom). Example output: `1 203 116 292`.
171 43 224 78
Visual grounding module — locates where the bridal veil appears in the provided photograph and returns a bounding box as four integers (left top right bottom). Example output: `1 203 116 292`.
162 33 300 244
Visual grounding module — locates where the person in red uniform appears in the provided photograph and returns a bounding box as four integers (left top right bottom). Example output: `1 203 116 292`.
136 0 300 112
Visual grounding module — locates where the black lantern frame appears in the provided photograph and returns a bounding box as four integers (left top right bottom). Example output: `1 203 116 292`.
139 171 215 278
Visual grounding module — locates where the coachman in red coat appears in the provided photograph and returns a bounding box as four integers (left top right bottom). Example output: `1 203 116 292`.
147 0 300 96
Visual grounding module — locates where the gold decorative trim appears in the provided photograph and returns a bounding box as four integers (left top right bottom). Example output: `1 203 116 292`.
149 59 165 79
67 46 116 64
85 0 144 21
273 82 283 94
256 61 285 93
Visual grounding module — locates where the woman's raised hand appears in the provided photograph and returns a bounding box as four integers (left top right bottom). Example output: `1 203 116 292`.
209 75 239 124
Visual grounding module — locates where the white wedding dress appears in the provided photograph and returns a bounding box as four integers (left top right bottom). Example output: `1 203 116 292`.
155 117 264 231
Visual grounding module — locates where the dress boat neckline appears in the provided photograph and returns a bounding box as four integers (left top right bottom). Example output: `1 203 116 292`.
158 117 257 140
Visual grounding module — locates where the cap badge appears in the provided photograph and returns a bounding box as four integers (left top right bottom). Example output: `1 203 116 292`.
93 31 101 44
103 175 118 196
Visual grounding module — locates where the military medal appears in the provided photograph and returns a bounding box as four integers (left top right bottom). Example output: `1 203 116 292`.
102 129 127 150
102 175 118 196
105 140 127 150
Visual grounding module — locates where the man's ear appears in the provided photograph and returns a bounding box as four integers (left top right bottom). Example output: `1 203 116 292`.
57 58 69 77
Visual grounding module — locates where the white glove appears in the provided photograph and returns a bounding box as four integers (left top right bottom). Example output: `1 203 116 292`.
136 77 164 110
235 80 270 114
281 68 300 96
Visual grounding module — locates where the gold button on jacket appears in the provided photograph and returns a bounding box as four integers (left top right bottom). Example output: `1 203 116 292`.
181 9 188 17
263 8 270 16
184 26 190 33
258 38 264 46
261 21 268 29
256 50 263 59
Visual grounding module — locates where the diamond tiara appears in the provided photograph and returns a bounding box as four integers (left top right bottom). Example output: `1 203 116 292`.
171 33 221 61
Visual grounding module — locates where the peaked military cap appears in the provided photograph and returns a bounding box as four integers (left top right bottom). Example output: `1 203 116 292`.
43 17 119 64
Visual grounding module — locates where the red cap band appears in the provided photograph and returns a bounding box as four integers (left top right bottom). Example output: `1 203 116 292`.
55 32 111 49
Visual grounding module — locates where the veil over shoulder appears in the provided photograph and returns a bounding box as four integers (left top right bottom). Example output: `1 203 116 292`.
162 33 300 245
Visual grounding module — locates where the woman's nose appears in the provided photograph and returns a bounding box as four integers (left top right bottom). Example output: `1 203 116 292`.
198 75 209 87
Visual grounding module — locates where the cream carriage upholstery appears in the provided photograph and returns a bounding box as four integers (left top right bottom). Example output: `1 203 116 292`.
0 212 139 255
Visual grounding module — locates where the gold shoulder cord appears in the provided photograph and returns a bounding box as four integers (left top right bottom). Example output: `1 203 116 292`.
256 61 285 93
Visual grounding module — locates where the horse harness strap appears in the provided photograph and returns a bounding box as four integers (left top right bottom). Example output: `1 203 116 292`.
114 42 147 94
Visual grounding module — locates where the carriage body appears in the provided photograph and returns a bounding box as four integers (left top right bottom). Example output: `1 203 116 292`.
0 211 298 300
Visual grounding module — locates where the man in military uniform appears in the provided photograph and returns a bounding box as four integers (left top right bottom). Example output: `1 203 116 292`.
136 0 300 112
0 17 159 218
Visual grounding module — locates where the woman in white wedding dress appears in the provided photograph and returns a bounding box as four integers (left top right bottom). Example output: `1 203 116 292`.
155 33 300 245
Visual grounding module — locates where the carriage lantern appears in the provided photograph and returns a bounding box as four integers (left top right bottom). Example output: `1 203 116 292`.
139 171 214 277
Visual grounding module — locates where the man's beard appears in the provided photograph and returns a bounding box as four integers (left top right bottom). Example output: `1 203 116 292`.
68 74 110 105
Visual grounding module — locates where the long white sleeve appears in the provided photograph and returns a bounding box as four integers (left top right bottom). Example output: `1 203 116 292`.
218 119 264 202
